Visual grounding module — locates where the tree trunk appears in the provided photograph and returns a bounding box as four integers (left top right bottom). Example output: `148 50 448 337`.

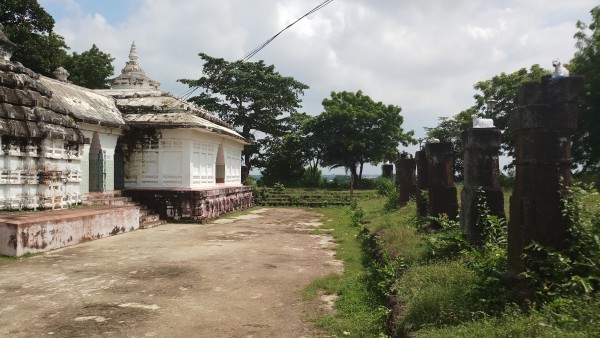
349 164 358 194
242 125 252 171
359 162 364 182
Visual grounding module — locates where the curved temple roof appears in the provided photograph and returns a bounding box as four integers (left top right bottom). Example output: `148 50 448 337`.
98 43 247 143
98 89 246 142
40 77 125 128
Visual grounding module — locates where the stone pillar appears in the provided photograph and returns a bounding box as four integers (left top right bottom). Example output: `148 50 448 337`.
415 150 428 217
425 142 458 223
382 163 394 179
395 157 416 207
241 166 249 184
508 75 584 272
461 128 504 245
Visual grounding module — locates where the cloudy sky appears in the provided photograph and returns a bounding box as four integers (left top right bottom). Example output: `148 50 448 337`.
39 0 596 174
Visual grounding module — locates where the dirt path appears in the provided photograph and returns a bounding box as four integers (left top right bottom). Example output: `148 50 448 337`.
0 208 342 337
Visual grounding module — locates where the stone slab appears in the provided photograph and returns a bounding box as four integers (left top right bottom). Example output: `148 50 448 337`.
0 205 140 256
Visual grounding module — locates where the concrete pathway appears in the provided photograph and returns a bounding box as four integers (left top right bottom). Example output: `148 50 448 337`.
0 208 342 337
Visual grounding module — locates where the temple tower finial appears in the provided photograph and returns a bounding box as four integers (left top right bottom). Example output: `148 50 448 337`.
109 42 160 90
129 42 138 63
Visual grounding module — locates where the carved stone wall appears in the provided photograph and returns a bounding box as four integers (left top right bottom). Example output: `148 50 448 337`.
508 75 584 271
124 186 254 222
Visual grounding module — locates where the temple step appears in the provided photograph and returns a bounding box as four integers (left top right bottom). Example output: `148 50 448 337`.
85 191 165 229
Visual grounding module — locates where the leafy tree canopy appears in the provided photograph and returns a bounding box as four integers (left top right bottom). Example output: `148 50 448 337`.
259 132 307 187
179 53 309 169
0 0 69 76
571 5 600 172
259 112 324 187
65 44 115 89
314 90 415 184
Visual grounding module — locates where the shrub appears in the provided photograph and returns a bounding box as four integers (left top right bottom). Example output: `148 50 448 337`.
349 199 365 227
273 182 285 194
521 183 600 303
421 214 470 262
374 177 396 197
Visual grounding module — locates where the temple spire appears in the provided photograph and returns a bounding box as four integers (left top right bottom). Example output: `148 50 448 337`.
129 42 138 63
109 42 160 90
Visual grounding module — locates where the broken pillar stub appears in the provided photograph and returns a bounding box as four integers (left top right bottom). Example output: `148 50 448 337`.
241 165 249 183
508 75 584 272
425 142 458 223
460 127 505 245
415 150 428 217
395 157 417 207
382 163 394 179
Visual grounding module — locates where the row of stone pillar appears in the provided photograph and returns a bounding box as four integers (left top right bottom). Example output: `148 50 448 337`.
393 75 583 272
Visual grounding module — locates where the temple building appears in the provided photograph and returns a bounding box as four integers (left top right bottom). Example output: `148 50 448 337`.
96 43 248 190
96 43 252 221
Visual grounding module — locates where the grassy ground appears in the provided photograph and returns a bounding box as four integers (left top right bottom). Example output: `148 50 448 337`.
301 199 390 337
300 182 600 337
359 186 600 337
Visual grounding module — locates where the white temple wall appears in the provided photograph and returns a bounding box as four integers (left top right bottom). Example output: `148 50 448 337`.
125 129 245 189
79 143 90 194
0 136 83 210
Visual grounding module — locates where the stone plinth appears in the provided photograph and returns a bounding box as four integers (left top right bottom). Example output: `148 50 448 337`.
0 205 140 256
461 128 504 245
124 186 253 222
508 75 584 271
382 164 394 179
425 142 458 222
415 150 429 217
395 158 416 207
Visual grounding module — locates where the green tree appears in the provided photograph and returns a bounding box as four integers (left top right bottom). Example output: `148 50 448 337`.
571 5 600 172
259 133 307 187
259 112 323 187
0 0 69 76
314 90 415 186
65 44 115 89
179 53 309 170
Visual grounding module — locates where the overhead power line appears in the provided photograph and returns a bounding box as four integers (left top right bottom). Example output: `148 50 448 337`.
241 0 334 61
176 0 333 103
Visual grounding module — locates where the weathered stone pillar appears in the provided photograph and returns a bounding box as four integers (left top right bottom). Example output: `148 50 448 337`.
415 150 428 217
241 166 249 183
508 75 584 271
382 163 394 179
460 128 504 245
425 142 458 223
395 156 416 207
